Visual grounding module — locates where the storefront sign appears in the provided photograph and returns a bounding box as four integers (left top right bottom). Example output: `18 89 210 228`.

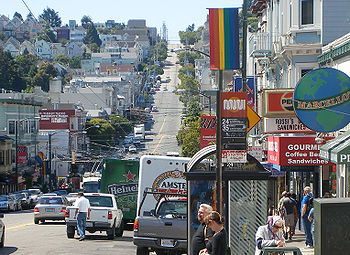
340 154 350 164
234 76 256 109
267 136 332 166
263 89 295 117
248 146 263 162
222 150 247 163
17 146 27 164
294 68 350 133
264 117 314 133
200 116 216 149
39 110 75 130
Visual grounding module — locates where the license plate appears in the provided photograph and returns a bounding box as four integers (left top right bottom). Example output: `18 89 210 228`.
45 208 55 212
86 222 93 227
161 239 175 247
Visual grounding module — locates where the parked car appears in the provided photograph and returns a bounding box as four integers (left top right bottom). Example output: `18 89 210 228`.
0 213 5 247
152 106 158 112
34 195 69 224
129 145 137 153
14 192 31 209
27 189 43 205
8 194 22 211
0 195 16 212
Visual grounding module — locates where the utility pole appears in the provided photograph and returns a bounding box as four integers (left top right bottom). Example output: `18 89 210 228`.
216 70 223 214
242 0 248 92
15 121 18 191
48 133 52 191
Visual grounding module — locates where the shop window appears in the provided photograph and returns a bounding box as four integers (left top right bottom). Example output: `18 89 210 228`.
301 0 313 25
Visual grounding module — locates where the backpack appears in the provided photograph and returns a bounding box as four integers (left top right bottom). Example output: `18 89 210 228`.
305 196 313 215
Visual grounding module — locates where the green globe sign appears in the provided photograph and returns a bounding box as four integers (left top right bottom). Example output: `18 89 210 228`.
294 68 350 133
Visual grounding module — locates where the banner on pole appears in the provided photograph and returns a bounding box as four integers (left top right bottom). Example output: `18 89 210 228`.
209 8 240 70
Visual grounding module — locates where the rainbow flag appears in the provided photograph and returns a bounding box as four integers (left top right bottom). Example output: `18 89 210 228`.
35 152 44 166
209 8 240 70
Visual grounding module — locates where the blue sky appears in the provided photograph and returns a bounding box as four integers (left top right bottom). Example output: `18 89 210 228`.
2 0 243 41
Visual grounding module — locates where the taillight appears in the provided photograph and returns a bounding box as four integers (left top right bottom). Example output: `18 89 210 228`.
34 207 39 212
61 208 66 213
133 219 139 231
108 211 112 219
65 210 69 218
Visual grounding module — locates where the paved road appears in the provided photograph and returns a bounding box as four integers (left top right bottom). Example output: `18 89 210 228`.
2 210 136 255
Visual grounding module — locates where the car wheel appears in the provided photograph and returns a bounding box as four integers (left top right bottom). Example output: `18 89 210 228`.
107 223 115 240
136 247 149 255
34 219 39 224
67 226 75 238
0 229 4 248
115 220 124 237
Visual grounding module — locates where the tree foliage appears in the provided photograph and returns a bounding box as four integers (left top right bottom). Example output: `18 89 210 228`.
54 54 69 66
85 119 115 149
109 114 132 139
177 116 201 157
81 15 93 29
178 65 195 79
0 49 26 91
147 65 164 75
150 41 168 62
36 29 57 42
39 7 62 28
177 51 202 66
31 62 58 92
83 23 102 47
69 56 81 69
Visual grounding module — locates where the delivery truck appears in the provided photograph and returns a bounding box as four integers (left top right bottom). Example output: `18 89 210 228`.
137 155 190 217
100 159 139 229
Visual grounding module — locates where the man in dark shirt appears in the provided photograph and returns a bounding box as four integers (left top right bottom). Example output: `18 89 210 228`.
191 204 214 255
281 192 298 240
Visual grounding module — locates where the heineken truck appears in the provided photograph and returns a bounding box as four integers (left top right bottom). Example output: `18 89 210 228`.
100 159 139 229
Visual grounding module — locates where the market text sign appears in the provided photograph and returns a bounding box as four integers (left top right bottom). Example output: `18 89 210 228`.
267 136 332 166
39 110 75 130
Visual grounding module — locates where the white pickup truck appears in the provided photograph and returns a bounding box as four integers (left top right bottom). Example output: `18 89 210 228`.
65 193 123 239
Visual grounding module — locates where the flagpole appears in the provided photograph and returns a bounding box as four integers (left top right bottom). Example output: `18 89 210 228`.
216 70 223 214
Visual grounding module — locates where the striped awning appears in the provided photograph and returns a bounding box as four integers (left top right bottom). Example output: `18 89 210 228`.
319 130 350 164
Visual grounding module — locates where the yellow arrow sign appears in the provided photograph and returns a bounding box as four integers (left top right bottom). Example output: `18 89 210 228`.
247 106 261 132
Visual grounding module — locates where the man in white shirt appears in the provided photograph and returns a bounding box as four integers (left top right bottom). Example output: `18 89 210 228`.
74 192 91 241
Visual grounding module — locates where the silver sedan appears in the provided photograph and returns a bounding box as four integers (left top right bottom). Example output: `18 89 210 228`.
34 196 69 224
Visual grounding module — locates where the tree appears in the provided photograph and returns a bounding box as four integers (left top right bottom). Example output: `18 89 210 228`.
150 41 168 62
83 23 102 47
147 65 164 75
36 29 57 42
87 43 100 53
31 62 58 92
185 100 201 117
0 49 26 91
69 56 81 69
178 65 195 79
39 7 62 27
85 119 115 149
81 15 93 29
177 116 201 157
54 54 69 66
179 30 199 45
177 51 202 66
109 114 132 139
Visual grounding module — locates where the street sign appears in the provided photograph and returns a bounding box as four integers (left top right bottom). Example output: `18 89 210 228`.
247 106 261 132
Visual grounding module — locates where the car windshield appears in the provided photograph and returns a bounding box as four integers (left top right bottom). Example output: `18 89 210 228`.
0 196 9 201
66 193 77 198
85 195 113 207
38 197 63 204
157 201 187 216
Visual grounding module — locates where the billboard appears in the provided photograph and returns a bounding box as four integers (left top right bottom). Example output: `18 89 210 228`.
17 146 27 164
263 89 295 117
267 136 333 166
39 110 75 130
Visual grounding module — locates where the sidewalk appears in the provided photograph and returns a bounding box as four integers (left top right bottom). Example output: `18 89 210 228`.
285 229 314 255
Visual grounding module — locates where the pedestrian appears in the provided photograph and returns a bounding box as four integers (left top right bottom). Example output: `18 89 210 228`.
74 192 91 241
300 186 313 248
191 204 214 255
199 211 229 255
278 191 288 216
308 207 314 246
255 215 286 255
280 192 298 240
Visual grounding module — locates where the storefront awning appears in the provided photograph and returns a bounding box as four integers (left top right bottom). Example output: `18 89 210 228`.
319 130 350 164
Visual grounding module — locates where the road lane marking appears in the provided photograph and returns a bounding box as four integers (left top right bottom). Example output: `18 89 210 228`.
7 222 34 230
158 116 167 135
151 135 164 154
